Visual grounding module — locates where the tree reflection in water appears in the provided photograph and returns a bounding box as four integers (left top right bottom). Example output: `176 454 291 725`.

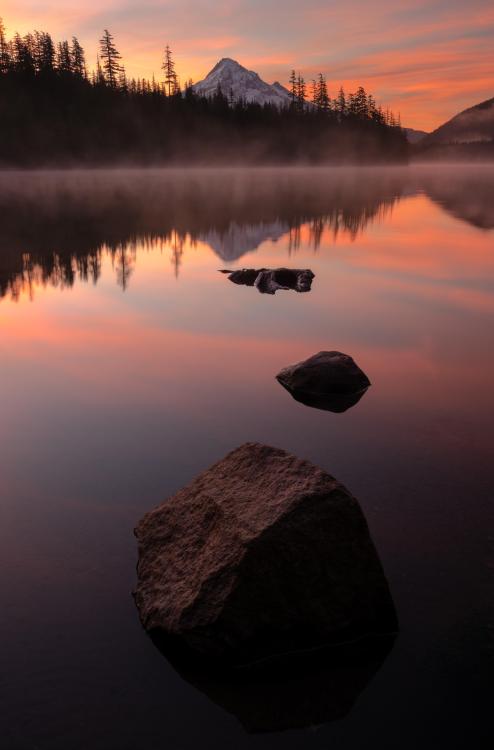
1 166 492 300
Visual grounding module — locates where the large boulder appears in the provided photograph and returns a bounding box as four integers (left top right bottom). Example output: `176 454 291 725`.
134 443 396 662
220 267 314 294
276 350 371 413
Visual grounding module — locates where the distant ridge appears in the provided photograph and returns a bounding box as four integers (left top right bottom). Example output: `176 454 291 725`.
193 58 292 107
404 127 428 144
423 96 494 145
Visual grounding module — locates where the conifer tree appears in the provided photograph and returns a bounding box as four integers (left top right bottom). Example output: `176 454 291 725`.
162 44 177 96
317 73 330 112
289 69 297 106
56 40 72 73
99 29 121 88
367 93 375 114
311 79 318 107
184 78 195 102
312 73 330 112
0 18 11 73
32 32 49 72
296 73 306 111
70 37 86 77
95 53 105 85
12 33 35 74
336 86 346 118
118 65 127 91
40 32 55 72
353 86 368 118
347 92 357 116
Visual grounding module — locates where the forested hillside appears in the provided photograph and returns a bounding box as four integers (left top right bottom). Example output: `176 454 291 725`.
0 20 407 165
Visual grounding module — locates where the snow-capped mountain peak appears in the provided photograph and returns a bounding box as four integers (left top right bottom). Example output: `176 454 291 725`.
193 58 292 107
210 58 244 73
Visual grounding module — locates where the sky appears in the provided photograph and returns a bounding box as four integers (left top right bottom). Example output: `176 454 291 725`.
2 0 493 130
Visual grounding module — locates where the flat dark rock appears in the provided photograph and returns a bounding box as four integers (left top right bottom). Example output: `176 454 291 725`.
134 443 396 662
276 350 371 412
220 267 314 294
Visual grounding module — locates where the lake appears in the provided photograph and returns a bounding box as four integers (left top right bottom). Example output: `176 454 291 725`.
1 166 493 749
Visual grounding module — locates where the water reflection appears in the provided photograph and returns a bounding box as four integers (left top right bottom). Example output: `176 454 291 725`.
152 634 395 733
1 165 493 749
1 166 492 301
420 167 494 229
279 388 369 414
0 168 404 299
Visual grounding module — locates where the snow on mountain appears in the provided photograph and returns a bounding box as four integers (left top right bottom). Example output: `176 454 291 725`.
271 81 292 99
200 220 289 261
193 58 292 108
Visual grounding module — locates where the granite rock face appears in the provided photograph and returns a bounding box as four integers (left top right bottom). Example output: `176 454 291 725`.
134 443 396 661
220 268 314 294
276 351 371 412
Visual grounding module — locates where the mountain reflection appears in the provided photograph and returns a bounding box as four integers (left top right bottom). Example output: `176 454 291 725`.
419 168 494 230
0 166 492 300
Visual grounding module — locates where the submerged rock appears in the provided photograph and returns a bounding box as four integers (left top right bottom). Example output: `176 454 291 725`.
134 443 396 662
220 268 262 286
276 351 371 413
220 267 314 294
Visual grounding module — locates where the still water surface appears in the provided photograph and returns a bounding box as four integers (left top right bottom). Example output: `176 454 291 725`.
0 166 493 749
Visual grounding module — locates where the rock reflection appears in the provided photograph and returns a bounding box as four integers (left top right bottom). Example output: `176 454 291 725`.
276 351 371 413
151 633 395 733
281 388 369 413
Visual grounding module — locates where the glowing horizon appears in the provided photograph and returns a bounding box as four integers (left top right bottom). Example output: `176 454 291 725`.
2 0 493 131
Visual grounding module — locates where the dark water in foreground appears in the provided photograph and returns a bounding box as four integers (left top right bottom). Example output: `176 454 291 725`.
0 166 493 749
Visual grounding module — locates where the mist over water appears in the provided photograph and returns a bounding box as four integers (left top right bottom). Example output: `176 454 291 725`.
0 165 493 749
1 165 493 300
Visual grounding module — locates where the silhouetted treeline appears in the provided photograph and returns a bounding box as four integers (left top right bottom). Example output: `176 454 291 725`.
0 21 408 165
